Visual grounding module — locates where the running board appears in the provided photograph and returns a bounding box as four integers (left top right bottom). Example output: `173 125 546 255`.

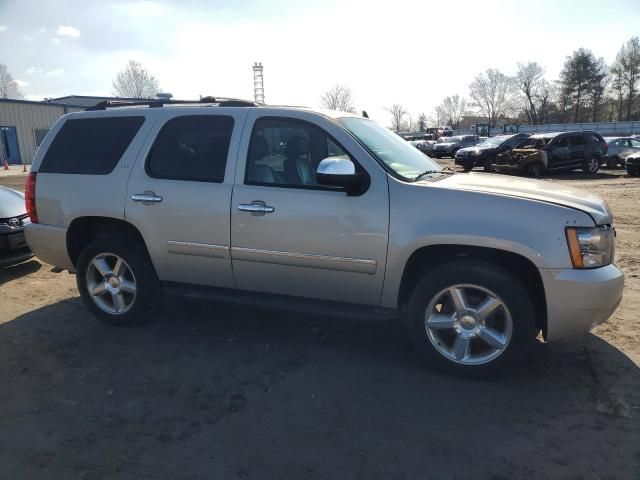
161 282 398 321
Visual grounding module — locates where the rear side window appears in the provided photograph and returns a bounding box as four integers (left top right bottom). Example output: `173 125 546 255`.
570 135 586 146
146 115 234 183
40 117 144 174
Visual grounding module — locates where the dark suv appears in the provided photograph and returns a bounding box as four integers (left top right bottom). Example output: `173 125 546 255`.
495 131 607 176
455 133 529 172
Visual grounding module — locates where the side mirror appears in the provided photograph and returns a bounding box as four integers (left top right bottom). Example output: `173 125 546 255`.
316 156 366 195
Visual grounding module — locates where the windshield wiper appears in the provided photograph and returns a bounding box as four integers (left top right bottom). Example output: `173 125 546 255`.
413 167 455 181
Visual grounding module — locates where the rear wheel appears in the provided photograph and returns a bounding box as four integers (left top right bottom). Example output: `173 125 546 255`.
406 261 536 378
583 156 599 174
76 237 159 325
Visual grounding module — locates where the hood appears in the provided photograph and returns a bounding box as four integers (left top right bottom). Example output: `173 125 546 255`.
433 173 612 224
0 185 26 219
458 145 494 153
435 142 456 148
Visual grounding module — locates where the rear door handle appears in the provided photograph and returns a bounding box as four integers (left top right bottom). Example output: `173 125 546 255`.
238 202 274 215
131 192 163 203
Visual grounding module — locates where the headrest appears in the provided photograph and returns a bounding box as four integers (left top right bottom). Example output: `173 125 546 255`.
249 135 269 160
284 135 309 158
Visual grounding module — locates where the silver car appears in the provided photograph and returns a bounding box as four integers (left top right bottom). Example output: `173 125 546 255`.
24 101 624 377
0 185 33 266
604 136 640 168
432 135 480 158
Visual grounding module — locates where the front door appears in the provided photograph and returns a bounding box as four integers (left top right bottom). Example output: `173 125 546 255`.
125 109 248 288
547 136 571 170
230 113 389 306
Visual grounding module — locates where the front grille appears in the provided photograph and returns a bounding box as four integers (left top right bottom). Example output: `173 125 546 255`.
0 213 28 226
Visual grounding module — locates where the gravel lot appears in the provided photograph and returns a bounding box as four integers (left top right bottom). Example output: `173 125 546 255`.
1 165 639 480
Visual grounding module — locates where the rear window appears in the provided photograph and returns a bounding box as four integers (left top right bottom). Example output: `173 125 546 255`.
146 115 234 183
40 116 144 174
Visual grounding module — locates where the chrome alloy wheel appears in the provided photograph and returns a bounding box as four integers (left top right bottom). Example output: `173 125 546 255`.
86 253 137 315
424 284 513 365
587 158 599 173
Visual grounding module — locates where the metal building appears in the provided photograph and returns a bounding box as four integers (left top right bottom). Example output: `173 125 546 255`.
0 99 84 166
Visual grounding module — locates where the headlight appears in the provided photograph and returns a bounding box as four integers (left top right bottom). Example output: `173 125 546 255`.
471 149 482 156
566 226 614 268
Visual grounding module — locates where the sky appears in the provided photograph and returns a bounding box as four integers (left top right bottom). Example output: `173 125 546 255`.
0 0 639 123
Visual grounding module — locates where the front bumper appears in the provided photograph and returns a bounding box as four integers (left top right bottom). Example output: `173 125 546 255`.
625 160 640 174
541 263 624 343
24 223 74 271
0 224 33 267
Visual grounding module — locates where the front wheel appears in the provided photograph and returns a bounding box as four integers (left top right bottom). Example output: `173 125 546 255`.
525 163 542 178
483 157 493 172
606 157 618 168
406 261 536 378
76 237 159 325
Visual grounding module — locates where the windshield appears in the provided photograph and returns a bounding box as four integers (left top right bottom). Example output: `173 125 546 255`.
339 117 441 181
478 136 505 147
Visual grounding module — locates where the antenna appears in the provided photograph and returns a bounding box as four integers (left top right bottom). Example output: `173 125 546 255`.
253 62 265 105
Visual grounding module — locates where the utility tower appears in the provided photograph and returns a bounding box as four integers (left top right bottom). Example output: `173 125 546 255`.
252 62 265 104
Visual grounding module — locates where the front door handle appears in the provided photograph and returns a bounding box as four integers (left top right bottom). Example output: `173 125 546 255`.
238 202 275 215
131 192 163 203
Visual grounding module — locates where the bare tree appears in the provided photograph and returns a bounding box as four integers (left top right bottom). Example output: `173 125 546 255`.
385 104 407 131
0 64 24 99
320 84 356 113
427 105 447 128
516 62 544 124
469 69 515 132
112 60 160 98
440 95 467 129
537 80 555 124
610 63 626 121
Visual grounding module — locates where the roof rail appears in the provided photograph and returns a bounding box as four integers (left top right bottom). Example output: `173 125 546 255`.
85 97 259 111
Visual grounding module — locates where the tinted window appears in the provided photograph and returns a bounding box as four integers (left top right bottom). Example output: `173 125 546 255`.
553 137 568 148
630 139 640 147
147 115 234 182
246 118 352 188
570 135 586 146
40 116 144 174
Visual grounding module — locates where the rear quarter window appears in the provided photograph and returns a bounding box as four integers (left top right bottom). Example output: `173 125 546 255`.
39 116 145 174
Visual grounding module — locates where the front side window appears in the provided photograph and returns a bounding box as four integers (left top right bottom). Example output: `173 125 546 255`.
245 118 352 188
147 115 234 182
339 117 441 181
570 135 586 146
630 139 640 148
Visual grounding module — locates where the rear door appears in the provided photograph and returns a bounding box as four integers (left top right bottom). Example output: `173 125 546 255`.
125 108 248 288
547 136 571 170
568 134 587 167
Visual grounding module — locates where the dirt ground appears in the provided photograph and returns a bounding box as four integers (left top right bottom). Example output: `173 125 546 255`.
1 165 639 480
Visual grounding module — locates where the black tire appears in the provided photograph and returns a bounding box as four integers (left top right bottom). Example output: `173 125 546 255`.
76 236 159 326
606 156 618 169
525 163 542 178
406 260 536 378
583 155 600 175
483 157 493 173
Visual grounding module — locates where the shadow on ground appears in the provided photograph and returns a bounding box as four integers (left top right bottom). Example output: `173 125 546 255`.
0 260 41 285
1 297 638 480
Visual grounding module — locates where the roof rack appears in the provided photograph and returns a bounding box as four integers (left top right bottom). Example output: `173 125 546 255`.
85 97 259 111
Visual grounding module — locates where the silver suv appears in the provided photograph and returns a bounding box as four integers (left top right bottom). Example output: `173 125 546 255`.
24 100 624 377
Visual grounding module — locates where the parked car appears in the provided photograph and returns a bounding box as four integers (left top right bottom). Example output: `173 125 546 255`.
455 134 529 172
0 185 33 267
625 152 640 176
603 136 640 168
432 135 480 158
495 131 607 177
25 101 623 377
410 139 435 155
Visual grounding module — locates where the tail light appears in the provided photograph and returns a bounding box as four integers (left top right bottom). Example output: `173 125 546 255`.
25 172 38 223
603 142 608 154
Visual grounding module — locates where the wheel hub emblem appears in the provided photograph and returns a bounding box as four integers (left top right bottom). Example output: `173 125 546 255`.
459 315 476 330
108 276 120 289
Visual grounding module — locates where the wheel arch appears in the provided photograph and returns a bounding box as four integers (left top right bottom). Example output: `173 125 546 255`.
397 244 547 337
67 216 152 269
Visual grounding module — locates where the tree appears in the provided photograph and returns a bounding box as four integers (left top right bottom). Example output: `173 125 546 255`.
320 84 356 113
615 36 640 120
0 64 24 99
589 58 609 122
559 49 606 123
516 62 544 124
610 63 626 121
537 80 555 124
416 113 428 131
385 104 407 131
469 69 514 130
440 95 467 129
427 106 447 128
112 60 160 98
